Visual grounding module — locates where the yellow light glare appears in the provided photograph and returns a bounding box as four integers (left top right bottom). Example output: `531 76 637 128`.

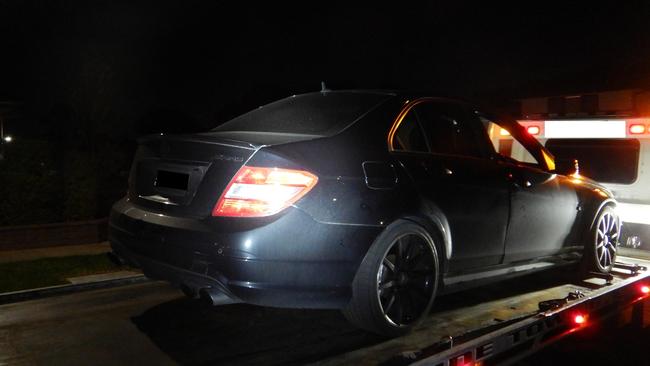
499 128 511 136
593 188 608 198
542 150 555 171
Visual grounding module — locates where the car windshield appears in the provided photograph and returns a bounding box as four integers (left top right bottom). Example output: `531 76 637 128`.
212 92 390 136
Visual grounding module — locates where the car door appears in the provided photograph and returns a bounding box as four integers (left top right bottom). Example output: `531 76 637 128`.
390 99 510 271
479 117 580 262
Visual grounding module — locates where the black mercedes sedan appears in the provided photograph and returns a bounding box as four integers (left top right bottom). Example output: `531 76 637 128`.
109 90 620 336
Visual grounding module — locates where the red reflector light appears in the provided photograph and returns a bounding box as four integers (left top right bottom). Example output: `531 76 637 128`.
573 314 587 325
212 166 318 217
629 124 646 135
641 285 650 294
527 125 541 135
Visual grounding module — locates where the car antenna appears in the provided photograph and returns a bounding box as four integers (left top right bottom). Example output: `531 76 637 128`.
320 81 331 93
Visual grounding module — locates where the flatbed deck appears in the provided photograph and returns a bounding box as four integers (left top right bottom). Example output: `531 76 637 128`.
314 256 650 366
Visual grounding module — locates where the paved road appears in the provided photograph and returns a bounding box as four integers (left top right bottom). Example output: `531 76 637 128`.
0 282 178 365
0 282 382 366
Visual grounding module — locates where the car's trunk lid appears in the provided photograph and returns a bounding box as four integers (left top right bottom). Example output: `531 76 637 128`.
128 133 257 216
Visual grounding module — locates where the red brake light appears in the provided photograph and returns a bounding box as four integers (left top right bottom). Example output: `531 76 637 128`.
527 125 541 135
629 124 646 135
212 166 318 217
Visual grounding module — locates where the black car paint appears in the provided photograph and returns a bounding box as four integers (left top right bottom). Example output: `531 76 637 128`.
109 91 614 310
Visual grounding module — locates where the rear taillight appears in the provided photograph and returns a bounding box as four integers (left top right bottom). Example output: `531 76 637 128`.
212 166 318 217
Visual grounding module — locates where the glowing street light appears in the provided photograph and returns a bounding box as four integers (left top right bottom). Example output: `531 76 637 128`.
0 117 9 161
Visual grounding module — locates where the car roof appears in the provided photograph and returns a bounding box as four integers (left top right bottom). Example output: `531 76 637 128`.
297 89 477 107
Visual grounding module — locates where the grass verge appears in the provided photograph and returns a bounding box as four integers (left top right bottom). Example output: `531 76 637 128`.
0 254 127 293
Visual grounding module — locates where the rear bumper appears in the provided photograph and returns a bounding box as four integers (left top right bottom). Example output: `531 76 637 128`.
109 198 381 309
110 240 239 303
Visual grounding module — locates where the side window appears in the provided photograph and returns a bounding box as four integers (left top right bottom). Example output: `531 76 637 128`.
392 111 429 152
480 117 540 165
414 103 484 158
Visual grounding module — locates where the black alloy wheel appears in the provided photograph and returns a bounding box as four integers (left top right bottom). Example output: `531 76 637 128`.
377 233 436 327
343 220 439 337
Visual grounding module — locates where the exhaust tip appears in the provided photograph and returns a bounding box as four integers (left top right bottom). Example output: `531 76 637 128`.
198 288 238 306
181 284 199 299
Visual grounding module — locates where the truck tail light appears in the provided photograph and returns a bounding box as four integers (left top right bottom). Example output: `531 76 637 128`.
212 166 318 217
629 124 646 135
527 125 541 135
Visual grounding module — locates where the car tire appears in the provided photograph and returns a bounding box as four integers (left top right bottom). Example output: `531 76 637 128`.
583 205 620 273
342 220 440 337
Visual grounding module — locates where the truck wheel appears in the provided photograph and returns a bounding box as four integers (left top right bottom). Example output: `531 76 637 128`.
584 206 620 273
343 220 439 337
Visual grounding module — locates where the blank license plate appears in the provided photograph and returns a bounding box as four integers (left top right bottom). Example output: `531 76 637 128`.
155 170 189 191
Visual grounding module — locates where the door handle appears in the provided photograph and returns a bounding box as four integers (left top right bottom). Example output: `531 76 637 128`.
507 173 532 189
507 173 520 189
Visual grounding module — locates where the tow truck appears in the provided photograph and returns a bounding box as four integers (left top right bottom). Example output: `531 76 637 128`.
514 89 650 258
315 90 650 365
314 257 650 365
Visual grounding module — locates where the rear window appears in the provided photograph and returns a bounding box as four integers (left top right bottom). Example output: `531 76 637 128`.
545 138 640 184
212 92 390 136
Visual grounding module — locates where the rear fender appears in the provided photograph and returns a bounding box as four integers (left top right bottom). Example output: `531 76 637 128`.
403 211 452 274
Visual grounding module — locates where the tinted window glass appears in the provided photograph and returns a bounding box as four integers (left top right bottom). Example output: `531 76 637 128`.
392 111 428 152
213 92 389 136
545 138 640 184
415 103 483 157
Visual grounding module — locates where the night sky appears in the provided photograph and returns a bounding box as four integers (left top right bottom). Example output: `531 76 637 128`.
1 1 650 136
